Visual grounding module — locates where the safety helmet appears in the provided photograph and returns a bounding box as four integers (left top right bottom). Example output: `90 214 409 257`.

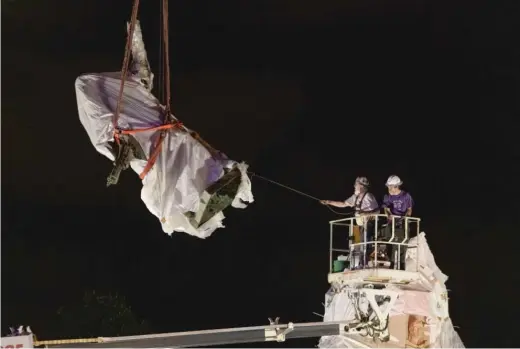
386 175 402 187
355 177 370 187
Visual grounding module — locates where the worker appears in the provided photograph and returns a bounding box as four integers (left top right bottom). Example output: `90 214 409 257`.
379 175 414 269
320 177 379 268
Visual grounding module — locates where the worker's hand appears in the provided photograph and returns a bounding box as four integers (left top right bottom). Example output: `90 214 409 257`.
387 214 394 222
320 200 329 205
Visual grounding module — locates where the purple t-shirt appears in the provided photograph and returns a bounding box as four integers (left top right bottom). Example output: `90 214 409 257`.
382 191 414 216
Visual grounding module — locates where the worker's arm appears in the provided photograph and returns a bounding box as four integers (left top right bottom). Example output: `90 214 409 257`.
320 200 351 207
404 193 414 217
321 193 355 207
321 194 356 207
381 195 393 217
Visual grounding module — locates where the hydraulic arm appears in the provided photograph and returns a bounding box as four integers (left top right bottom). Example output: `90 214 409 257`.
45 320 360 348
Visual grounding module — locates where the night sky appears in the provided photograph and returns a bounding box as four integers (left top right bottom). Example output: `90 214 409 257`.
2 0 520 347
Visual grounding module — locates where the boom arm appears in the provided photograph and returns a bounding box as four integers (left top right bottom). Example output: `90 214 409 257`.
37 289 397 348
45 320 364 348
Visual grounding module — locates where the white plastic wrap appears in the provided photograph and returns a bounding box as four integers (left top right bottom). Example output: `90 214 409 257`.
75 71 253 238
405 232 448 284
319 233 464 348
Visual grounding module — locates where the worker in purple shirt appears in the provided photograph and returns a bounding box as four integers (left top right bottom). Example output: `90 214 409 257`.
382 175 414 219
378 175 414 269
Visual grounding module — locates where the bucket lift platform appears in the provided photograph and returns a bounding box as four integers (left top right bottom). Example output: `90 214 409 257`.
321 215 463 349
327 215 437 292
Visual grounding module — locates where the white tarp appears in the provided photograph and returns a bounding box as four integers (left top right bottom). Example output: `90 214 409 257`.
319 233 464 348
75 71 253 238
0 334 33 348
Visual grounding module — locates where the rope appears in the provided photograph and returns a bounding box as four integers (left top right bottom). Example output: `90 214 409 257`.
189 131 219 157
249 172 354 216
250 172 320 200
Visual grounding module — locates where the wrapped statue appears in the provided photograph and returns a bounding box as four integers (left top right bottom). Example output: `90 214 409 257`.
75 21 253 238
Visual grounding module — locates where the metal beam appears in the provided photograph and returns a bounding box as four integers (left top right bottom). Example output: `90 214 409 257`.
50 321 347 348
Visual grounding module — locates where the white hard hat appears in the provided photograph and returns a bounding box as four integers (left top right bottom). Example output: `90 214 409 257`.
386 175 402 186
355 177 370 187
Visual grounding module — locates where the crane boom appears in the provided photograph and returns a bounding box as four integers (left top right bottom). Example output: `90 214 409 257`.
46 321 361 348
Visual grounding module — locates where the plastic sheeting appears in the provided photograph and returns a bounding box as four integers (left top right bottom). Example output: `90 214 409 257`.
75 71 254 238
319 233 464 348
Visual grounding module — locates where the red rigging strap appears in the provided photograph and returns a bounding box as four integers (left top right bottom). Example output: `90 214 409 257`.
116 122 184 179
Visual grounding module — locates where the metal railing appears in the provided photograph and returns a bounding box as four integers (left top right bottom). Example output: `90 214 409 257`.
329 214 421 273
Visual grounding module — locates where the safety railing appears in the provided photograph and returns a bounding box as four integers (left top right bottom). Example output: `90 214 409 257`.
329 214 421 273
